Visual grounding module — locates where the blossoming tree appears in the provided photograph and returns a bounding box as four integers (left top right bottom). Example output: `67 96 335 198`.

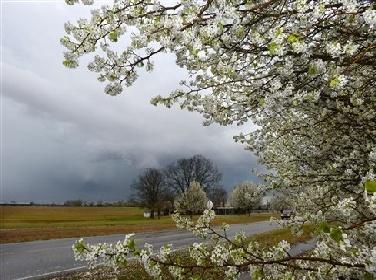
230 182 262 214
175 181 208 216
62 0 376 279
268 189 294 212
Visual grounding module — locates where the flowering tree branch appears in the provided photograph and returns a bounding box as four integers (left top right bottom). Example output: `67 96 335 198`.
63 0 376 278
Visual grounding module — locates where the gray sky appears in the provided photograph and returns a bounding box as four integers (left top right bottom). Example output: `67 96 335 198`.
1 1 261 203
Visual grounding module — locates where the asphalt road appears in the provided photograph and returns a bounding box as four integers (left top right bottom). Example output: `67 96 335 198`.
1 221 279 280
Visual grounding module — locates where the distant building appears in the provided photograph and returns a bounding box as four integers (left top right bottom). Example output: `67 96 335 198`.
144 210 151 218
214 206 235 215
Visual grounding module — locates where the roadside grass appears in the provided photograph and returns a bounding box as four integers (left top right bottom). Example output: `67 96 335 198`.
45 224 316 280
0 206 276 243
247 224 316 247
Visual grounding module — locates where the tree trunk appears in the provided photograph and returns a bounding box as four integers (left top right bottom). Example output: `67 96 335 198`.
157 209 161 219
150 209 155 219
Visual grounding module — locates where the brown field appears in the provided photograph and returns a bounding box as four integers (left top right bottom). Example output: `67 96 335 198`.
0 206 276 243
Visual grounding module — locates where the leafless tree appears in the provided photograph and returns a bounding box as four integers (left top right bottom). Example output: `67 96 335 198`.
164 154 222 194
132 168 168 219
208 186 227 208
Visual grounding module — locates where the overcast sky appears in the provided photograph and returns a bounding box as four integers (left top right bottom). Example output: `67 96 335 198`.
1 0 261 203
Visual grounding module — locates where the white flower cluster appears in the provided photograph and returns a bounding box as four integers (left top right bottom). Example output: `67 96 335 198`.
64 0 376 278
326 42 342 57
224 266 238 280
210 243 229 266
364 9 376 28
172 209 216 238
72 233 135 269
342 0 358 13
190 242 209 265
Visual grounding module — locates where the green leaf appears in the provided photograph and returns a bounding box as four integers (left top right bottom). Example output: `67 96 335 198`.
308 65 317 76
73 241 87 253
63 59 77 68
330 227 343 242
365 180 376 193
364 272 375 280
63 60 71 67
276 27 284 36
109 31 118 42
329 76 339 88
133 248 141 256
320 221 330 233
268 42 278 55
108 74 117 81
258 98 265 106
235 26 245 38
192 48 199 57
287 33 299 43
252 268 264 280
128 239 136 250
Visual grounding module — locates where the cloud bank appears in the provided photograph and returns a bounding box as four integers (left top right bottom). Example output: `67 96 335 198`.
2 2 261 203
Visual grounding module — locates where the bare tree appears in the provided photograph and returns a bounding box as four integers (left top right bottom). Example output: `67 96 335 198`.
132 168 168 219
164 154 222 194
208 186 227 208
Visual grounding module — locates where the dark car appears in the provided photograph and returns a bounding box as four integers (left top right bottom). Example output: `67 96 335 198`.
280 209 293 220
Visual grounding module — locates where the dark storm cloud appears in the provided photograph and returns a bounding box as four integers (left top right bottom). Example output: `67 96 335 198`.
2 1 261 203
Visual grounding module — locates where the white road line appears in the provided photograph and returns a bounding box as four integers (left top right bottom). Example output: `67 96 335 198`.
15 266 86 280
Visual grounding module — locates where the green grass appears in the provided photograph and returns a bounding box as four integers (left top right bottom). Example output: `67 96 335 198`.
0 206 276 243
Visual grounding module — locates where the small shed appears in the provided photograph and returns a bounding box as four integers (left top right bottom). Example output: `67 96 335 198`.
143 209 151 218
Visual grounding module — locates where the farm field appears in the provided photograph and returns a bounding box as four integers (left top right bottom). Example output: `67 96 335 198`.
0 206 276 243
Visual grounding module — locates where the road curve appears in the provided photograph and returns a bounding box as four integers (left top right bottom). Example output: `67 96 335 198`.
1 221 278 280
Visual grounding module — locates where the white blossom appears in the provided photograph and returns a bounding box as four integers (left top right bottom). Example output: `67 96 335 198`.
326 42 342 57
229 182 262 213
174 182 208 215
364 9 376 28
62 0 376 278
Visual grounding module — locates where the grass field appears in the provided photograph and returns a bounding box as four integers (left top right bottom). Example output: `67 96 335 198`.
0 206 276 243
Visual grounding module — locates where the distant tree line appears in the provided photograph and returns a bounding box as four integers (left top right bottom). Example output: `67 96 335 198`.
0 201 141 207
62 200 141 207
